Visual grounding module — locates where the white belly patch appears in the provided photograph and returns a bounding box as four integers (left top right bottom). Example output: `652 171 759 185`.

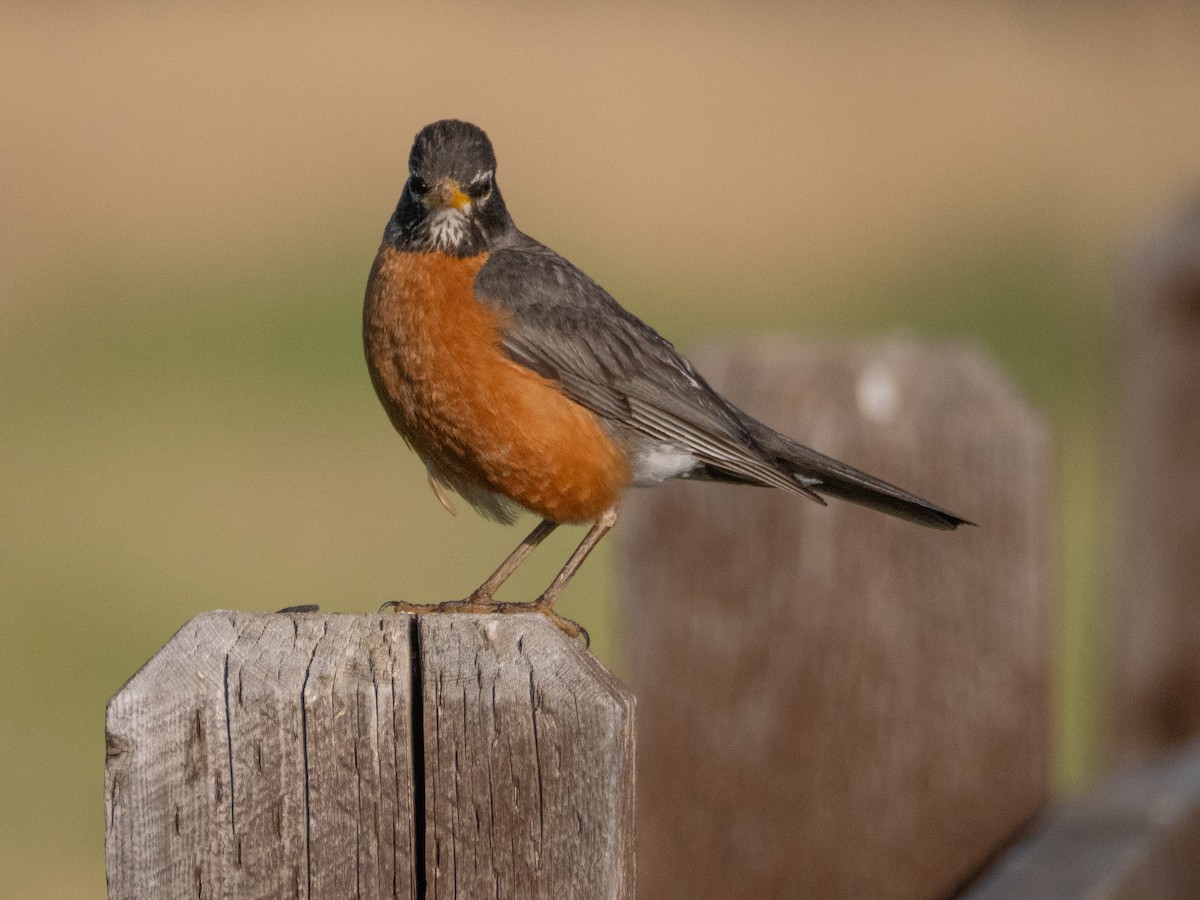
630 446 699 486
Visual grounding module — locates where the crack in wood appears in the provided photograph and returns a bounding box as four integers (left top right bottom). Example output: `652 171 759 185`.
222 653 236 836
409 616 428 900
298 621 325 900
528 666 545 856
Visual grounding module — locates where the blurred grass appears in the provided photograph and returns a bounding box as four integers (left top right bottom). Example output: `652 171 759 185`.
0 220 1107 898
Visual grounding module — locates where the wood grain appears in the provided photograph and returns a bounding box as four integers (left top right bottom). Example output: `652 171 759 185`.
105 610 634 899
417 614 636 900
105 612 416 900
619 340 1051 900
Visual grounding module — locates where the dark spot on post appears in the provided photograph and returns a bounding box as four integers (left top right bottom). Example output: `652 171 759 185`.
277 604 320 614
185 709 207 783
105 733 131 760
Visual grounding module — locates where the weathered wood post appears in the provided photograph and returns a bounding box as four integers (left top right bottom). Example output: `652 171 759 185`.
105 611 635 899
620 340 1051 900
1113 197 1200 767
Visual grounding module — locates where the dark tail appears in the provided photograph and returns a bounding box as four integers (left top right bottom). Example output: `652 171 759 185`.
736 414 972 530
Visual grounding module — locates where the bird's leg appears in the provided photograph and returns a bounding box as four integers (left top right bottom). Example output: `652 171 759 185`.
467 518 558 602
382 519 557 615
383 507 621 645
530 505 620 641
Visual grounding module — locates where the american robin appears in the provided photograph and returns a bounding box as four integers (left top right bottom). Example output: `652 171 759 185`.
364 119 968 640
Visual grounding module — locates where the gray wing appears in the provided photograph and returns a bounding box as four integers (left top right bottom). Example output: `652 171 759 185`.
474 234 822 498
475 234 970 530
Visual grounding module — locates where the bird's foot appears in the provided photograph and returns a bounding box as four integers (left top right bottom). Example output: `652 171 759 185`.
381 595 588 646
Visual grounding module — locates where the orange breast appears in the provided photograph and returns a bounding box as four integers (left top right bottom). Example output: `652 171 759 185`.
363 245 631 524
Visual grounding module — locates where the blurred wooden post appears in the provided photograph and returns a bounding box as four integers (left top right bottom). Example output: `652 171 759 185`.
961 740 1200 899
619 340 1051 900
1113 198 1200 767
105 611 635 899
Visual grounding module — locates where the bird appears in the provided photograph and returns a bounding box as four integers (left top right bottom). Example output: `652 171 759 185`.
363 119 969 640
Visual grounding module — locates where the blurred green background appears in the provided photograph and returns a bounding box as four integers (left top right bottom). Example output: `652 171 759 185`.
3 2 1199 896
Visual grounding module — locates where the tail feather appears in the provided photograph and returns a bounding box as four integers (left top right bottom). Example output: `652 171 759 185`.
736 415 972 530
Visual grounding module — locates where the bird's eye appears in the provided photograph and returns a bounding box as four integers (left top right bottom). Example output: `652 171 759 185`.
408 172 428 196
466 172 494 200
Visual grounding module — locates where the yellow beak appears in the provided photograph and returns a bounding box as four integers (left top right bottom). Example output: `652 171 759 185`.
423 179 470 211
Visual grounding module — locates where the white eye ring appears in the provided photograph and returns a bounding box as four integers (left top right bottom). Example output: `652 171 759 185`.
467 171 494 199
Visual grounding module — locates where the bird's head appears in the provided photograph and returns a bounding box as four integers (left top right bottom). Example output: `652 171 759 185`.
385 119 513 255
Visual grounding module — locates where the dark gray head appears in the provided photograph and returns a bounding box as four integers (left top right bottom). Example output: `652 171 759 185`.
384 119 515 256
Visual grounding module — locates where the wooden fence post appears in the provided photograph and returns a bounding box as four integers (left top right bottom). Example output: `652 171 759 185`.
619 340 1051 900
1113 197 1200 767
961 740 1200 899
105 611 635 899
